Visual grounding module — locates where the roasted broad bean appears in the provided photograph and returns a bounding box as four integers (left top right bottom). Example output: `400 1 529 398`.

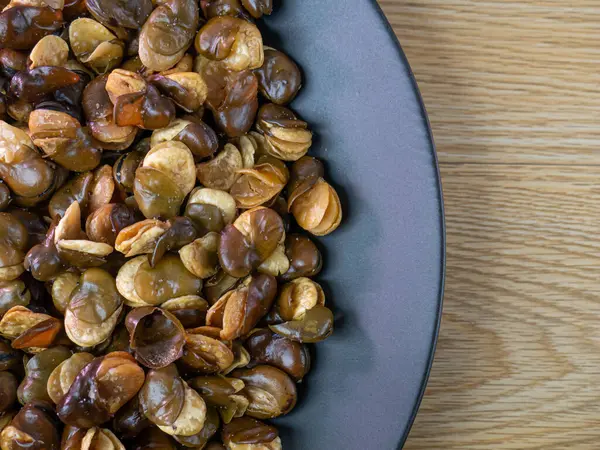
188 376 247 423
245 328 310 381
201 0 248 19
0 1 345 445
82 75 137 150
138 364 207 437
0 122 57 206
222 417 280 450
138 0 199 71
64 268 123 347
287 156 342 236
218 207 286 278
185 187 236 234
111 397 149 439
69 18 124 74
206 273 276 340
60 426 125 450
0 401 60 450
231 365 296 419
0 305 61 350
151 119 218 160
181 326 234 374
85 0 152 32
17 346 71 405
161 295 208 329
0 280 29 316
29 109 102 172
56 352 144 428
255 48 301 104
255 103 312 161
280 234 322 280
173 405 220 448
125 306 185 369
46 352 94 405
0 6 63 50
241 0 272 18
195 17 263 71
86 203 138 247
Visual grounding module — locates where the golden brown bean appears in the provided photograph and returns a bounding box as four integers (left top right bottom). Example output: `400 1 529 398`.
221 417 280 450
139 364 207 437
231 365 296 419
64 268 123 347
69 18 124 74
188 376 247 424
138 0 199 71
207 273 276 340
195 17 263 71
287 156 342 236
218 207 285 278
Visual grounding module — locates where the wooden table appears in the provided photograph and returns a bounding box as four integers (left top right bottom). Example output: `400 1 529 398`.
378 1 600 448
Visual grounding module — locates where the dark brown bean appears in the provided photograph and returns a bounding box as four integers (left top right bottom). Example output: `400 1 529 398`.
9 67 80 103
85 0 153 30
112 396 150 439
246 328 310 381
0 371 17 412
255 48 302 104
241 0 272 18
125 307 185 369
0 401 61 450
0 6 63 50
57 352 144 428
280 234 322 281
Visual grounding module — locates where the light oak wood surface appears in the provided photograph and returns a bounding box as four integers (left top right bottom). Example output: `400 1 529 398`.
377 1 600 448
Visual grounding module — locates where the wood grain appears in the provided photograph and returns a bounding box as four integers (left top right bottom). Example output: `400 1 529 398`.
380 0 600 165
406 165 600 449
376 1 600 448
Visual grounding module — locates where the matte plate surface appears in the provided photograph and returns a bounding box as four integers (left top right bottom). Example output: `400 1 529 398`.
262 1 445 448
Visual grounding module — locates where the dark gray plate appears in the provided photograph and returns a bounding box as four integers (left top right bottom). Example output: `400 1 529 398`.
262 1 445 449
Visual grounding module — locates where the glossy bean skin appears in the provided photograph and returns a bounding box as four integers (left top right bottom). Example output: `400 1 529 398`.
201 0 251 19
0 6 64 51
245 328 310 381
0 371 17 412
112 397 149 439
241 0 272 18
280 234 322 281
56 352 144 428
85 0 153 30
125 307 185 369
17 346 71 405
63 0 87 21
0 401 61 450
0 49 27 78
9 67 80 103
0 338 20 371
0 0 345 444
222 417 279 447
255 48 301 105
138 0 199 71
218 208 285 278
231 365 297 419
